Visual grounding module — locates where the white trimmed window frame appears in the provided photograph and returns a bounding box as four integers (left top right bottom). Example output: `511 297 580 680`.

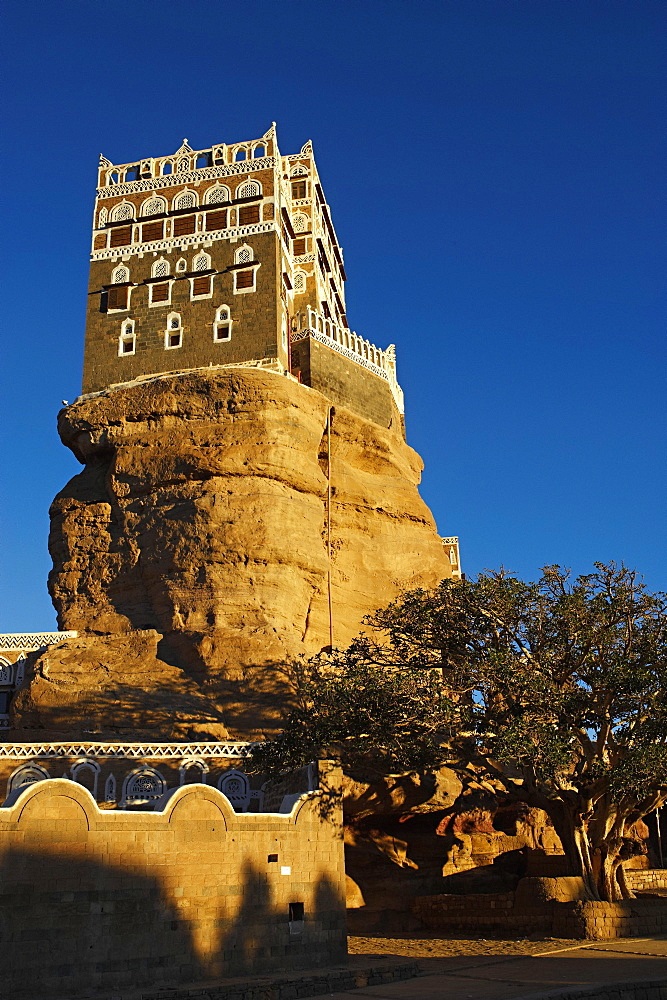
164 311 183 350
236 179 262 199
176 257 187 272
120 767 166 807
108 266 132 313
110 200 135 222
190 252 213 300
71 759 101 799
140 195 167 217
204 183 231 205
213 305 232 342
151 257 170 279
172 188 198 211
293 270 307 294
149 278 173 308
7 763 49 797
118 318 136 356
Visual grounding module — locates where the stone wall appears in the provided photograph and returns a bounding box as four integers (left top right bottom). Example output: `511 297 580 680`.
625 868 667 893
413 887 667 940
0 772 347 998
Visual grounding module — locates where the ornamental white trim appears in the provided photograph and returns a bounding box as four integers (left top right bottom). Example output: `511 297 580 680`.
90 220 275 262
0 632 78 651
97 158 275 199
0 742 254 759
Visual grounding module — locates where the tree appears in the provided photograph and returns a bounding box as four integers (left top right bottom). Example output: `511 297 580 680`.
250 563 667 902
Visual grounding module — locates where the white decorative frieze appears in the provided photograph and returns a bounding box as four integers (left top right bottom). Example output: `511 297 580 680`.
97 158 275 199
91 221 276 262
0 632 78 651
0 741 254 759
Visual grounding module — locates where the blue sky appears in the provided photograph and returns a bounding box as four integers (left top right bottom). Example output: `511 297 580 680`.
1 0 665 631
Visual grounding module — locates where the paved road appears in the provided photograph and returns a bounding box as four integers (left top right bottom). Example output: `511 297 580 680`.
329 938 667 1000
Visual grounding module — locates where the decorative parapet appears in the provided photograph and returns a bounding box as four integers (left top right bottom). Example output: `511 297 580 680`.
292 306 404 414
0 631 78 652
90 219 276 261
0 741 254 759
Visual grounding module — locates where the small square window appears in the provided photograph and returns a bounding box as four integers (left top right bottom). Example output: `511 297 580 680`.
167 331 181 349
292 181 307 200
214 323 231 342
235 269 254 292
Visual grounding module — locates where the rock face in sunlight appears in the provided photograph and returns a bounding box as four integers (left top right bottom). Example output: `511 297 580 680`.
20 368 451 738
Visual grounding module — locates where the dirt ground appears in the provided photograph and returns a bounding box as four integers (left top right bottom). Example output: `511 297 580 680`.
348 934 585 959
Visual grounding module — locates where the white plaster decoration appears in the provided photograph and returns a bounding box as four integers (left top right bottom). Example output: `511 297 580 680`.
96 158 275 200
290 164 309 177
111 264 130 283
217 769 251 811
90 220 275 262
177 156 191 173
119 319 136 357
14 656 25 688
204 183 231 204
104 773 117 802
98 207 108 228
292 213 308 233
234 245 253 265
151 258 170 278
291 198 311 208
0 632 78 652
141 195 167 217
193 252 210 271
110 201 135 222
7 763 50 796
0 741 253 759
236 179 262 199
0 660 13 685
293 271 306 293
173 189 197 211
121 767 166 806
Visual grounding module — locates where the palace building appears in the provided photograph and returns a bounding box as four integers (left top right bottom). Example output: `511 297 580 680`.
84 123 404 431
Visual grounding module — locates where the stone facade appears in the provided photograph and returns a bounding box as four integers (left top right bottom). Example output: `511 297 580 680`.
0 766 347 998
82 126 404 434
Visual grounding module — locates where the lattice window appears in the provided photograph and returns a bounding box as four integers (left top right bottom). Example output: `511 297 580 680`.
293 213 308 233
177 157 190 172
104 774 116 802
205 184 231 204
112 265 129 284
7 763 49 796
234 245 253 265
193 253 210 272
141 196 166 217
111 201 135 222
217 769 250 811
98 207 108 228
237 179 261 199
152 259 170 278
122 767 165 804
293 271 306 293
174 190 197 211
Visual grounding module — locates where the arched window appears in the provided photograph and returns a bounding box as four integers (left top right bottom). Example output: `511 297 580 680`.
110 201 135 222
162 161 173 176
292 213 308 233
191 253 212 298
71 759 100 799
98 207 108 228
213 305 232 342
217 769 251 812
204 184 231 205
152 258 170 278
193 252 210 271
173 190 197 211
293 271 306 294
179 757 209 785
140 196 167 217
108 265 131 311
104 773 117 803
234 147 247 162
237 179 261 199
0 658 13 685
7 763 49 797
234 245 253 265
112 265 129 283
121 767 166 807
253 145 266 158
176 257 187 272
290 163 308 177
118 319 136 356
165 312 182 349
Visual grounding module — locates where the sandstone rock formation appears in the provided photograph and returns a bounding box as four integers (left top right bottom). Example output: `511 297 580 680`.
13 367 451 738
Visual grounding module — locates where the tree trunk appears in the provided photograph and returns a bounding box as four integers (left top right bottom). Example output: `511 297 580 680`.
546 802 600 900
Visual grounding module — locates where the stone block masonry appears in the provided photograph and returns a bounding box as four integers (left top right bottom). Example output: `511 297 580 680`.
0 771 347 999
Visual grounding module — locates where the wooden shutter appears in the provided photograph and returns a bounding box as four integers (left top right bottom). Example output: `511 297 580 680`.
151 282 169 303
192 276 211 297
238 205 260 226
142 221 163 242
107 286 128 309
173 215 196 237
235 269 254 290
293 238 306 256
109 225 132 248
94 233 107 250
205 210 227 231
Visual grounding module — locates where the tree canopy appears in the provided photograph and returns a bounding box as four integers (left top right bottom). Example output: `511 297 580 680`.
250 563 667 901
